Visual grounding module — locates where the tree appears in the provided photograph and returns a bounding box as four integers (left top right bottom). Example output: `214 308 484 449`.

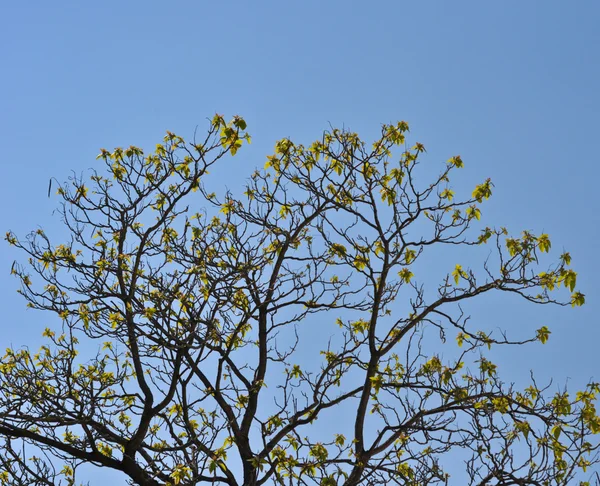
2 114 598 486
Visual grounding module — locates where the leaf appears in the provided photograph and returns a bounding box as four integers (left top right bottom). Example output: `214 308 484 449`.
334 434 345 447
571 292 585 307
230 140 242 156
380 186 396 205
233 116 247 130
290 365 302 379
351 319 369 334
538 234 551 253
369 374 383 394
96 148 110 160
353 254 369 271
560 269 577 292
440 188 454 201
362 161 376 178
560 252 572 265
452 264 465 285
331 159 343 176
111 162 126 180
329 243 347 259
398 268 413 284
447 155 464 168
466 206 481 220
471 178 493 202
515 421 530 439
220 200 235 215
478 227 492 244
42 328 55 338
551 424 562 440
536 326 551 344
279 205 291 219
389 167 404 184
264 155 280 171
479 358 497 377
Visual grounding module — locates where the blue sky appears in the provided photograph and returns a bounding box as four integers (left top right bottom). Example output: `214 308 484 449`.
1 1 599 483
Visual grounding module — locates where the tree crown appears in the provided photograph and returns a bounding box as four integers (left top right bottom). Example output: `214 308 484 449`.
2 115 597 485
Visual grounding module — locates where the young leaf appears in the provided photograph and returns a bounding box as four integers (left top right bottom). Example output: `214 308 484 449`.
536 326 551 344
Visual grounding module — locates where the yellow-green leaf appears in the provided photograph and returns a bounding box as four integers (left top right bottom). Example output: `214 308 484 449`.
398 268 413 284
571 292 585 307
536 326 551 344
538 234 551 253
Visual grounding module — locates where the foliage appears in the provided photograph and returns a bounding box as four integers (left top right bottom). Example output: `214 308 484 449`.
2 115 598 485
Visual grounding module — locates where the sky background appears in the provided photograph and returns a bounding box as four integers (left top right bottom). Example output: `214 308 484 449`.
1 1 599 483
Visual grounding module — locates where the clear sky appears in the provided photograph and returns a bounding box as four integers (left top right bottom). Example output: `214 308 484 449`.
1 1 599 483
